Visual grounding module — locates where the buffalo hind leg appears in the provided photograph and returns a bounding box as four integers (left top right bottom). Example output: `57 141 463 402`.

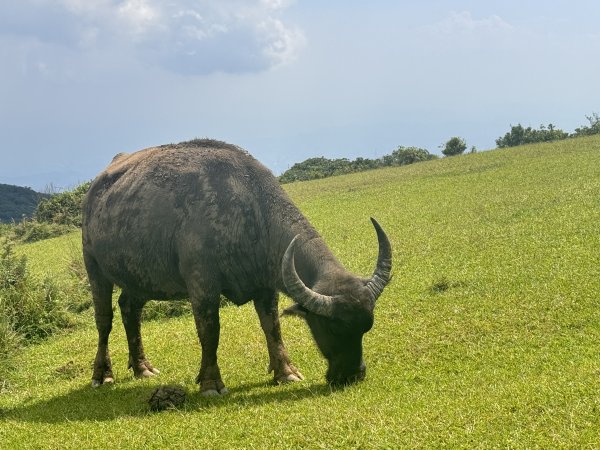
190 293 228 396
118 291 160 378
86 255 115 387
254 289 304 384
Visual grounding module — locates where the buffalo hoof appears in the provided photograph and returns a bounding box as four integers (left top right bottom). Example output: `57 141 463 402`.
201 387 229 397
277 373 304 384
133 360 160 379
137 368 160 378
270 361 304 384
91 375 114 388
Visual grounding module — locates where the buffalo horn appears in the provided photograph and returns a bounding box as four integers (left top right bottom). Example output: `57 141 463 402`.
365 218 392 303
282 235 335 317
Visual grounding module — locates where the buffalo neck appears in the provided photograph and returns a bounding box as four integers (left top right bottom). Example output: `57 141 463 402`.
272 217 345 293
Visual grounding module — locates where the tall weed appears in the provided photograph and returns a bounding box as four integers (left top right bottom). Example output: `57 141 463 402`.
0 238 76 382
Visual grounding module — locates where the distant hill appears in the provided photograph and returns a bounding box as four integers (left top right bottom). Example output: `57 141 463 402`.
0 183 49 223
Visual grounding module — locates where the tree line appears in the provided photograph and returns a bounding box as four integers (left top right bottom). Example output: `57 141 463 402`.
280 113 600 183
495 113 600 148
278 146 439 183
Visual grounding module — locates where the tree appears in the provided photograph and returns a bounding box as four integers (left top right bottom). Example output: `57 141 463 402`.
572 113 600 137
496 123 568 148
442 137 467 157
381 146 438 167
278 157 353 183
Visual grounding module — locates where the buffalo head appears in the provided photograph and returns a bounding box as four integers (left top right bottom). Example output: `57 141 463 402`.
282 218 392 386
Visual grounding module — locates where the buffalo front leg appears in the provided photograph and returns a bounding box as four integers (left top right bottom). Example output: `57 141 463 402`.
254 289 304 384
191 296 228 396
118 291 159 378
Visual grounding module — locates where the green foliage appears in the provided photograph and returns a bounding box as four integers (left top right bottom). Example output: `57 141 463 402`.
15 232 93 314
2 182 92 244
0 238 74 342
496 123 569 148
572 113 600 137
0 223 13 238
279 157 358 183
34 181 91 227
0 182 89 243
442 136 467 156
0 184 49 223
348 156 381 172
382 146 438 166
279 147 436 183
141 300 192 321
0 237 81 382
10 220 77 243
141 296 232 321
495 114 599 149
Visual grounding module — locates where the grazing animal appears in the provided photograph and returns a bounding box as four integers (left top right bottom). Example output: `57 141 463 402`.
82 139 392 394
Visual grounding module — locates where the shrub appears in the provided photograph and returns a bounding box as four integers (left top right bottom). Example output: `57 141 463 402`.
572 113 600 137
496 123 568 148
442 137 467 157
0 223 13 239
0 239 74 342
279 157 355 183
11 220 76 243
279 146 436 183
6 181 91 243
382 146 438 166
35 181 91 227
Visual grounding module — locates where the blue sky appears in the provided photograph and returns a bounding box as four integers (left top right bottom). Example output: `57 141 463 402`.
1 1 599 190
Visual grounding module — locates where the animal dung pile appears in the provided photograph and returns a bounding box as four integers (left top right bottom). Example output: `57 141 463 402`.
148 384 186 411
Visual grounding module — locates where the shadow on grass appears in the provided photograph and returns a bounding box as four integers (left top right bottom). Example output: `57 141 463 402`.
1 379 337 424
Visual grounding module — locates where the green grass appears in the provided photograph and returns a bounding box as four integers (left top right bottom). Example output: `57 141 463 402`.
14 231 84 284
2 136 600 447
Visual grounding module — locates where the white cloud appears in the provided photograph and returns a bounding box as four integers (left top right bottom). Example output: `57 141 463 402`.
416 10 520 60
260 0 295 11
259 17 305 66
116 0 162 39
428 11 514 36
0 0 305 75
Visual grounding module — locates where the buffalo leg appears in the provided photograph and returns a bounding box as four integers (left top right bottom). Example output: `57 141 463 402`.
254 289 304 383
86 255 115 387
190 294 228 396
118 291 159 378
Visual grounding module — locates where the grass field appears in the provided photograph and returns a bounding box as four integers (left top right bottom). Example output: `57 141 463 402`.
1 136 600 448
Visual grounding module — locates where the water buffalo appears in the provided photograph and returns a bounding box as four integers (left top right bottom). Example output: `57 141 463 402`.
82 139 392 394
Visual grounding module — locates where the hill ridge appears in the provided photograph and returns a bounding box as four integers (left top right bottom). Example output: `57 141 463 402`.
0 183 49 223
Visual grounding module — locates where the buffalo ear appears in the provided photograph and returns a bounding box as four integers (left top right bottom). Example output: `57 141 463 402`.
281 303 307 318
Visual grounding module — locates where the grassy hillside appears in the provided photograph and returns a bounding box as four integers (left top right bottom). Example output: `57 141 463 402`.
1 136 599 447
